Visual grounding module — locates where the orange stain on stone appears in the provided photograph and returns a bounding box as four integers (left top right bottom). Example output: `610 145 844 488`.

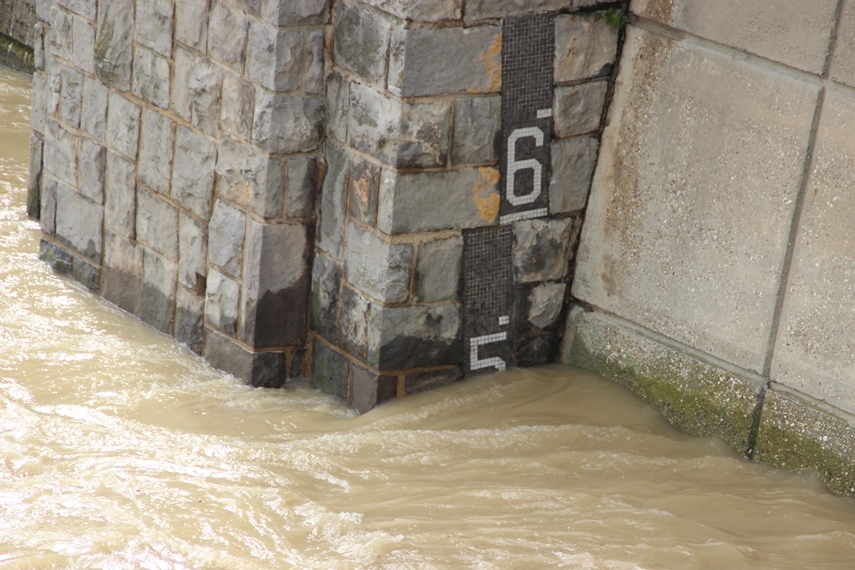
469 33 503 94
473 167 500 222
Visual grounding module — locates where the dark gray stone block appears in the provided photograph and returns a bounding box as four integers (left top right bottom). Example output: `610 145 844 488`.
39 239 72 275
204 328 287 388
27 133 43 219
337 286 369 360
515 333 558 367
252 91 323 153
208 200 245 278
205 268 240 337
348 364 396 414
175 287 204 354
347 156 380 226
452 96 501 165
286 155 319 218
317 142 349 259
101 230 143 315
414 236 463 303
55 184 103 263
367 304 463 370
333 2 390 84
310 253 340 343
344 221 413 304
513 219 574 283
140 249 177 334
40 178 56 235
215 138 287 218
312 338 350 400
73 256 100 291
404 367 462 395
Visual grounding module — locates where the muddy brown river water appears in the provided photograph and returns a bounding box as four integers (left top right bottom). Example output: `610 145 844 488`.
2 67 855 569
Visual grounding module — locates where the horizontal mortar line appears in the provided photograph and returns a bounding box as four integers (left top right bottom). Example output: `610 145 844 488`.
767 381 855 426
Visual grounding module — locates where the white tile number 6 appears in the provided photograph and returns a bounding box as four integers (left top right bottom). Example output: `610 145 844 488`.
506 127 544 206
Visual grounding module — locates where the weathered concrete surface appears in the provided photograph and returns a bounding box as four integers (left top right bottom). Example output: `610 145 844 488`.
832 0 855 88
573 27 818 374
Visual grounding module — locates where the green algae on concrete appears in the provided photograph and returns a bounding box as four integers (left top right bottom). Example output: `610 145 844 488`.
560 306 765 454
756 387 855 496
0 33 34 74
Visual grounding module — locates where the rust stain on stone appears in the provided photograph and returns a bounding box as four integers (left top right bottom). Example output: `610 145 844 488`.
472 166 500 222
469 33 503 93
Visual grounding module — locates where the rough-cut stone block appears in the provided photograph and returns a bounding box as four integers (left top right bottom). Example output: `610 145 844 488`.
205 269 240 337
252 91 323 153
44 120 77 186
132 47 171 109
240 220 312 348
36 0 53 22
71 16 95 74
57 0 96 19
337 286 369 359
414 236 462 303
516 334 558 367
55 185 102 262
348 82 450 168
516 281 566 332
140 249 177 333
208 2 248 73
40 178 57 235
452 96 500 165
345 221 413 304
389 26 501 97
405 368 462 395
178 213 207 291
175 0 208 52
135 0 173 57
31 72 48 135
39 239 72 274
73 256 100 291
172 126 217 220
208 200 246 278
175 287 205 354
555 13 618 82
171 46 194 121
326 71 349 144
138 110 174 196
188 58 223 137
95 0 134 91
286 155 319 218
348 364 396 414
263 0 328 25
513 218 573 284
34 23 46 71
334 2 390 83
317 142 348 259
464 0 592 22
312 338 350 399
27 133 43 219
311 254 340 343
80 76 107 141
59 65 82 127
289 348 307 378
104 152 136 238
549 137 598 214
832 0 855 88
49 6 73 61
305 30 324 95
573 28 819 374
136 188 178 261
361 0 460 21
78 138 105 205
246 21 304 93
221 72 254 141
106 93 140 160
554 81 607 138
215 138 286 218
204 328 286 387
378 167 499 234
367 304 462 370
347 156 380 226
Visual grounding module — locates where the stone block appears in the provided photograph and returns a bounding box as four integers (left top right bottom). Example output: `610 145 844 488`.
367 304 462 370
205 268 240 337
45 67 60 118
333 2 390 83
40 178 57 235
513 218 573 284
172 126 217 220
95 0 134 91
36 0 52 22
360 0 460 21
464 0 593 22
517 281 566 332
48 7 73 61
208 200 246 278
178 213 208 291
348 82 450 168
80 77 107 141
78 138 105 205
311 338 350 400
31 72 48 135
34 23 45 71
286 155 319 218
136 188 179 261
289 347 307 379
347 156 380 226
252 91 323 153
337 286 369 359
57 0 96 19
175 0 208 52
344 221 413 304
348 364 397 414
44 120 77 186
188 58 223 137
71 16 95 74
27 133 44 219
326 71 349 144
263 0 328 25
215 138 286 218
833 0 855 87
554 81 607 138
317 142 349 259
573 28 819 374
414 235 462 303
378 167 499 234
55 184 103 262
306 30 324 95
140 250 177 333
311 254 341 343
555 13 618 82
515 334 558 367
39 239 72 274
204 328 286 387
138 110 174 196
132 47 171 109
135 0 173 57
106 93 140 160
73 256 100 291
405 367 462 395
104 152 136 238
549 136 598 214
389 26 501 97
171 46 194 121
240 220 312 348
208 2 248 73
246 21 304 93
59 65 82 128
452 96 500 165
175 287 205 354
221 72 254 141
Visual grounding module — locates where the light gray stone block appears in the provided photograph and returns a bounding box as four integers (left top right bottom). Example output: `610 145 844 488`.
389 26 501 97
57 0 96 19
36 0 53 22
263 0 328 25
326 71 349 144
360 0 460 21
246 21 304 93
175 0 208 52
555 13 618 83
344 221 413 304
208 200 246 278
171 46 194 121
554 81 607 138
172 126 217 220
55 183 103 262
367 304 462 370
138 110 174 196
40 178 57 235
140 249 177 334
44 120 77 186
104 151 136 238
34 23 45 71
59 65 83 128
136 188 179 261
513 219 572 284
80 76 108 141
252 91 323 153
337 286 369 360
95 0 134 91
208 2 248 73
178 212 208 290
215 138 286 218
72 16 95 74
221 72 254 141
306 30 325 95
317 142 348 259
414 235 462 303
188 58 223 137
334 2 391 83
311 253 340 342
378 167 499 234
286 155 319 218
31 72 48 135
452 96 500 165
205 268 240 337
132 47 171 109
135 0 173 57
528 282 566 330
101 230 143 315
106 93 141 160
348 82 450 168
549 136 598 214
78 138 105 205
175 286 204 354
347 156 379 226
49 7 73 61
27 133 44 219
